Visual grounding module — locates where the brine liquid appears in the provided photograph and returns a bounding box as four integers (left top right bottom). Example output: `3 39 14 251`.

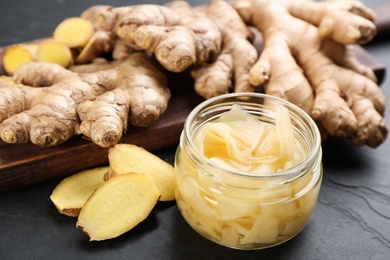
175 104 322 249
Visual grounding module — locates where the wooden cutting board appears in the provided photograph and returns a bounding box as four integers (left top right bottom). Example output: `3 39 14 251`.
0 39 386 192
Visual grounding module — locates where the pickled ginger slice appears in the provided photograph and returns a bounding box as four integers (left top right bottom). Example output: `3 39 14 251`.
275 105 295 162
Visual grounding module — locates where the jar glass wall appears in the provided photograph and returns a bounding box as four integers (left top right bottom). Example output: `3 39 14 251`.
174 93 322 250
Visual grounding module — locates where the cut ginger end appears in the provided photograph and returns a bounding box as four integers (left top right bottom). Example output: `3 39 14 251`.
53 17 94 48
3 44 37 75
36 39 73 68
76 173 160 241
50 166 108 217
108 144 175 201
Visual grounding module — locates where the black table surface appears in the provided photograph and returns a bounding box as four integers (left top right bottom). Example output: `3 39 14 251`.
1 0 390 259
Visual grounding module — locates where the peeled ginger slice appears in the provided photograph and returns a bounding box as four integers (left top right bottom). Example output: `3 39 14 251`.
50 166 108 217
108 144 175 201
76 173 160 241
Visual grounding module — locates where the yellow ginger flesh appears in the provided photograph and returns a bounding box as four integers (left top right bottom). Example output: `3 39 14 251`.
194 104 307 173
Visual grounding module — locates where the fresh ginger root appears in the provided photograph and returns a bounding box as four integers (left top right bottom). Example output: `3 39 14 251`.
233 0 387 147
70 52 170 148
81 1 257 99
81 3 222 73
0 52 169 147
187 0 259 98
1 0 387 148
0 62 111 146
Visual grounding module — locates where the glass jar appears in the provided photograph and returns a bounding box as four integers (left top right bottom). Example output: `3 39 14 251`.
174 93 322 250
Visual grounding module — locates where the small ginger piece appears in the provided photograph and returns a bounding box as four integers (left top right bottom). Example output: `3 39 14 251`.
36 39 73 67
76 173 160 241
2 43 38 75
53 17 94 48
50 166 108 217
107 144 175 201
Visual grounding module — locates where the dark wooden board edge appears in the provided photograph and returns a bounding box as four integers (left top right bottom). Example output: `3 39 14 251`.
0 34 386 193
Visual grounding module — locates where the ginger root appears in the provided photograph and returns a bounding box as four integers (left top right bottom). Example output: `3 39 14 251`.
81 3 222 73
1 0 387 148
189 0 258 98
81 1 257 99
0 52 169 147
233 0 387 147
71 53 170 148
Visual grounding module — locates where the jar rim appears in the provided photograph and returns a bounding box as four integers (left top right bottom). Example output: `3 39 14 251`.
183 92 322 179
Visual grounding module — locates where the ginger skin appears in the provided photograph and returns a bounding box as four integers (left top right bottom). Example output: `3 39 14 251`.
189 0 258 98
0 63 101 146
82 1 257 99
233 0 387 147
81 3 222 73
0 53 169 147
71 53 170 148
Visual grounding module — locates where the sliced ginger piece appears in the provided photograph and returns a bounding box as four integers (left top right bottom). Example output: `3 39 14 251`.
75 30 114 64
2 43 38 75
54 17 94 48
76 173 160 241
36 39 73 67
275 105 295 162
108 144 175 201
50 166 108 217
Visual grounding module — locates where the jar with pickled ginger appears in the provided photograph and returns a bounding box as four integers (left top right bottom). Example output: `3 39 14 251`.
174 93 322 250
